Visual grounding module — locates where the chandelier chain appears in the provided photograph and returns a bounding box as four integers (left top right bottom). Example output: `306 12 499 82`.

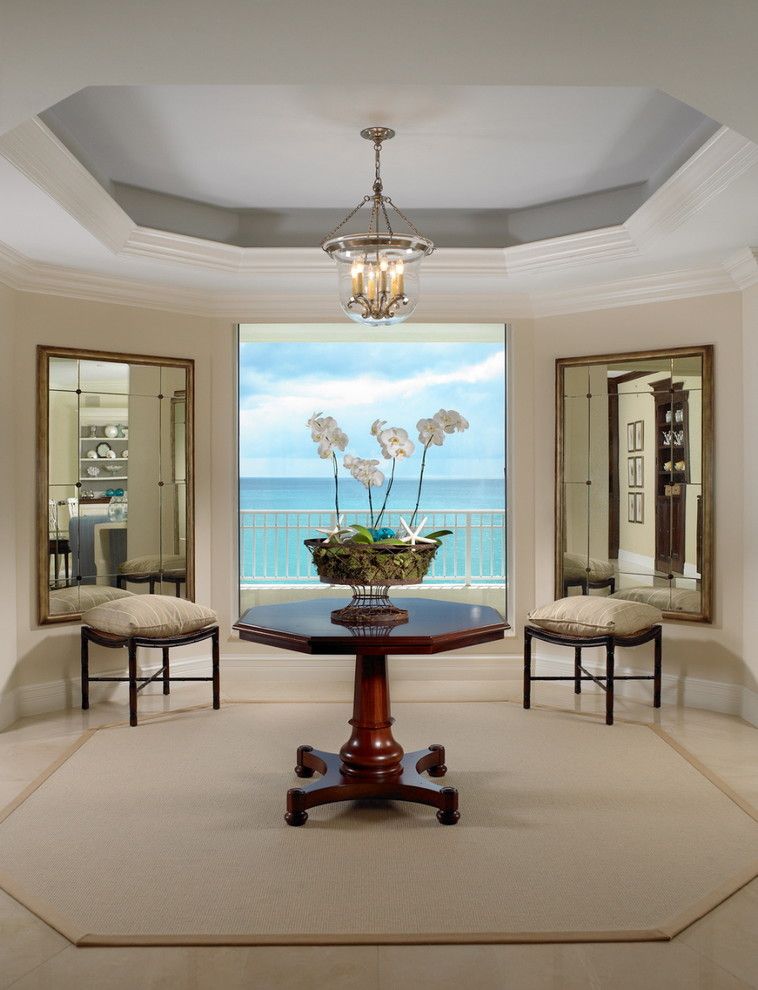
384 197 434 252
320 195 371 251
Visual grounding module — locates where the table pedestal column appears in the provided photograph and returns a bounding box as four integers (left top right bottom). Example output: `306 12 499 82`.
285 653 459 826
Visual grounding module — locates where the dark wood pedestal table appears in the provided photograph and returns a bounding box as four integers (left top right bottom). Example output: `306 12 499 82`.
234 598 508 826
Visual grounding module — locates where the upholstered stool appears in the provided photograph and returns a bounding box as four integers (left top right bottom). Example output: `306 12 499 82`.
81 595 219 726
523 596 662 725
117 555 186 596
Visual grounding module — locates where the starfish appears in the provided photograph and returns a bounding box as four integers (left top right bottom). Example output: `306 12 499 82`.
398 516 437 545
315 514 348 542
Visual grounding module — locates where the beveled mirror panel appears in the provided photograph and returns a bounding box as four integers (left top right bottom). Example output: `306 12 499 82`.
555 346 713 622
37 347 194 624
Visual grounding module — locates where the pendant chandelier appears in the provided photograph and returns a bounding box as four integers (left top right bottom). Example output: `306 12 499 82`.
321 127 434 327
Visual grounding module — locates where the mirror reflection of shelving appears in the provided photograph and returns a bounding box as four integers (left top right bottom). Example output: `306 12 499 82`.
79 409 129 502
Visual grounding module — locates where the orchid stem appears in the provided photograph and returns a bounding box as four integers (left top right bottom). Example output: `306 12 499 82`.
368 486 374 527
332 452 340 520
374 459 395 529
409 442 431 529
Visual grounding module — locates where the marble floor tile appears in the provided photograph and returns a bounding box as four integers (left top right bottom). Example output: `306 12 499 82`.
0 890 68 990
581 940 755 989
679 879 758 988
9 944 380 990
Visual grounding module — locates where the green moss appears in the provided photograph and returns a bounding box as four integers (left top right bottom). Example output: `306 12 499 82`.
306 539 438 586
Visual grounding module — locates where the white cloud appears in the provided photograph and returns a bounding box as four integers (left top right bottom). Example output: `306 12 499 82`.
241 350 504 421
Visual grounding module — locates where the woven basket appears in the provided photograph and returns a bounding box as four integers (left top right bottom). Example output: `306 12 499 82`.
305 538 438 587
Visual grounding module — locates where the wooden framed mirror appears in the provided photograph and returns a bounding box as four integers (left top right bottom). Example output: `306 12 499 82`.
37 346 194 624
555 345 713 622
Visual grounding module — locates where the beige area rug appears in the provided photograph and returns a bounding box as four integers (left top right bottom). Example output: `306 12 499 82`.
0 702 756 946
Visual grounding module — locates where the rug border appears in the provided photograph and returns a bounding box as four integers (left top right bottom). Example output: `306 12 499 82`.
0 701 756 948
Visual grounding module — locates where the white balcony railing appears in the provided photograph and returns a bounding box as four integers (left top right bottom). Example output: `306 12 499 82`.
239 509 506 586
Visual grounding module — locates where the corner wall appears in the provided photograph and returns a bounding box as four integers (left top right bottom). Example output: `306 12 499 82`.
532 293 747 693
742 284 758 717
1 285 755 726
0 283 17 726
8 292 225 708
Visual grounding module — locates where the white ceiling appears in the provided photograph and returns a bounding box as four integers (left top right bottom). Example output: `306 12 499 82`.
43 85 711 210
1 3 757 317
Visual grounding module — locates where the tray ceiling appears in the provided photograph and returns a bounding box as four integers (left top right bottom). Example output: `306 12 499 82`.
36 85 720 248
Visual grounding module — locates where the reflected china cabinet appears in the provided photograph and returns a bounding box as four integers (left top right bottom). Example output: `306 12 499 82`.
37 345 195 624
555 345 713 623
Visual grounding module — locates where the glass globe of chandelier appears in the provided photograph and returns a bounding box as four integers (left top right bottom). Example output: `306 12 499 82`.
321 127 434 327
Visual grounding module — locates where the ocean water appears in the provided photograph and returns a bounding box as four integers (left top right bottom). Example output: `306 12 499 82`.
240 477 504 512
239 477 506 585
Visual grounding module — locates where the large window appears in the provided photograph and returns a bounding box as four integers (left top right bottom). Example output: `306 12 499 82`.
238 324 507 616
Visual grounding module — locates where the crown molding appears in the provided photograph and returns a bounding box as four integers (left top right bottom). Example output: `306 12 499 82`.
3 117 756 284
0 117 134 253
0 238 743 322
723 247 758 290
503 225 638 275
531 266 737 318
626 126 758 249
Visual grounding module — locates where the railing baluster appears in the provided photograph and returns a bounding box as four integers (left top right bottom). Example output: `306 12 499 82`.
238 508 506 587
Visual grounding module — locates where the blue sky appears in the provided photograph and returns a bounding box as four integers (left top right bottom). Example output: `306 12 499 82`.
239 341 505 479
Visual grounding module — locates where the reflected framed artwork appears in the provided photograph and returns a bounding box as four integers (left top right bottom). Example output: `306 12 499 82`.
635 492 644 524
635 420 644 451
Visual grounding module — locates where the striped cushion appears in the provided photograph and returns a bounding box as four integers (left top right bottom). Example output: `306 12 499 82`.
49 586 135 616
119 555 185 577
563 553 615 582
82 594 217 638
610 586 701 613
528 596 661 637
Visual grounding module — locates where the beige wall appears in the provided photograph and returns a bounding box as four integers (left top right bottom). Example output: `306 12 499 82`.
0 284 17 710
533 292 746 686
8 293 223 692
742 284 758 691
0 284 754 715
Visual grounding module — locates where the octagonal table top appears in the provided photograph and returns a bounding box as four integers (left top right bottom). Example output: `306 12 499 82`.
234 597 509 656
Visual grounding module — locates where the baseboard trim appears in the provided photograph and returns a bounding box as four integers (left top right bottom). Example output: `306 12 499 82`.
1 653 756 730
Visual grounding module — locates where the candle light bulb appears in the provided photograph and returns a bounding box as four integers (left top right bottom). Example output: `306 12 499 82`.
351 261 364 297
395 258 405 296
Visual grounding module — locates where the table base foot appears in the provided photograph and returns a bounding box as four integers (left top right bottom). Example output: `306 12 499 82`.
285 743 458 826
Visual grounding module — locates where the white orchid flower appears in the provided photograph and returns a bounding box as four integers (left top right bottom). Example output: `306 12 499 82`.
328 426 348 451
417 417 445 447
317 438 334 458
378 426 415 461
370 418 387 437
310 415 337 443
433 409 469 434
393 439 415 459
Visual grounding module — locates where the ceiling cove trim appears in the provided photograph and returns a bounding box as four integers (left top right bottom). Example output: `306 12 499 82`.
626 126 758 248
531 267 738 318
0 238 741 321
723 247 758 290
0 117 134 253
2 118 757 280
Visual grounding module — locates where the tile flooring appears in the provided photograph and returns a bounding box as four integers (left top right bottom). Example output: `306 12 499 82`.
0 673 756 989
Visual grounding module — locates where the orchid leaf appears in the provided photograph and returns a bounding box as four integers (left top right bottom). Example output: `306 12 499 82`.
349 524 375 542
425 529 453 540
